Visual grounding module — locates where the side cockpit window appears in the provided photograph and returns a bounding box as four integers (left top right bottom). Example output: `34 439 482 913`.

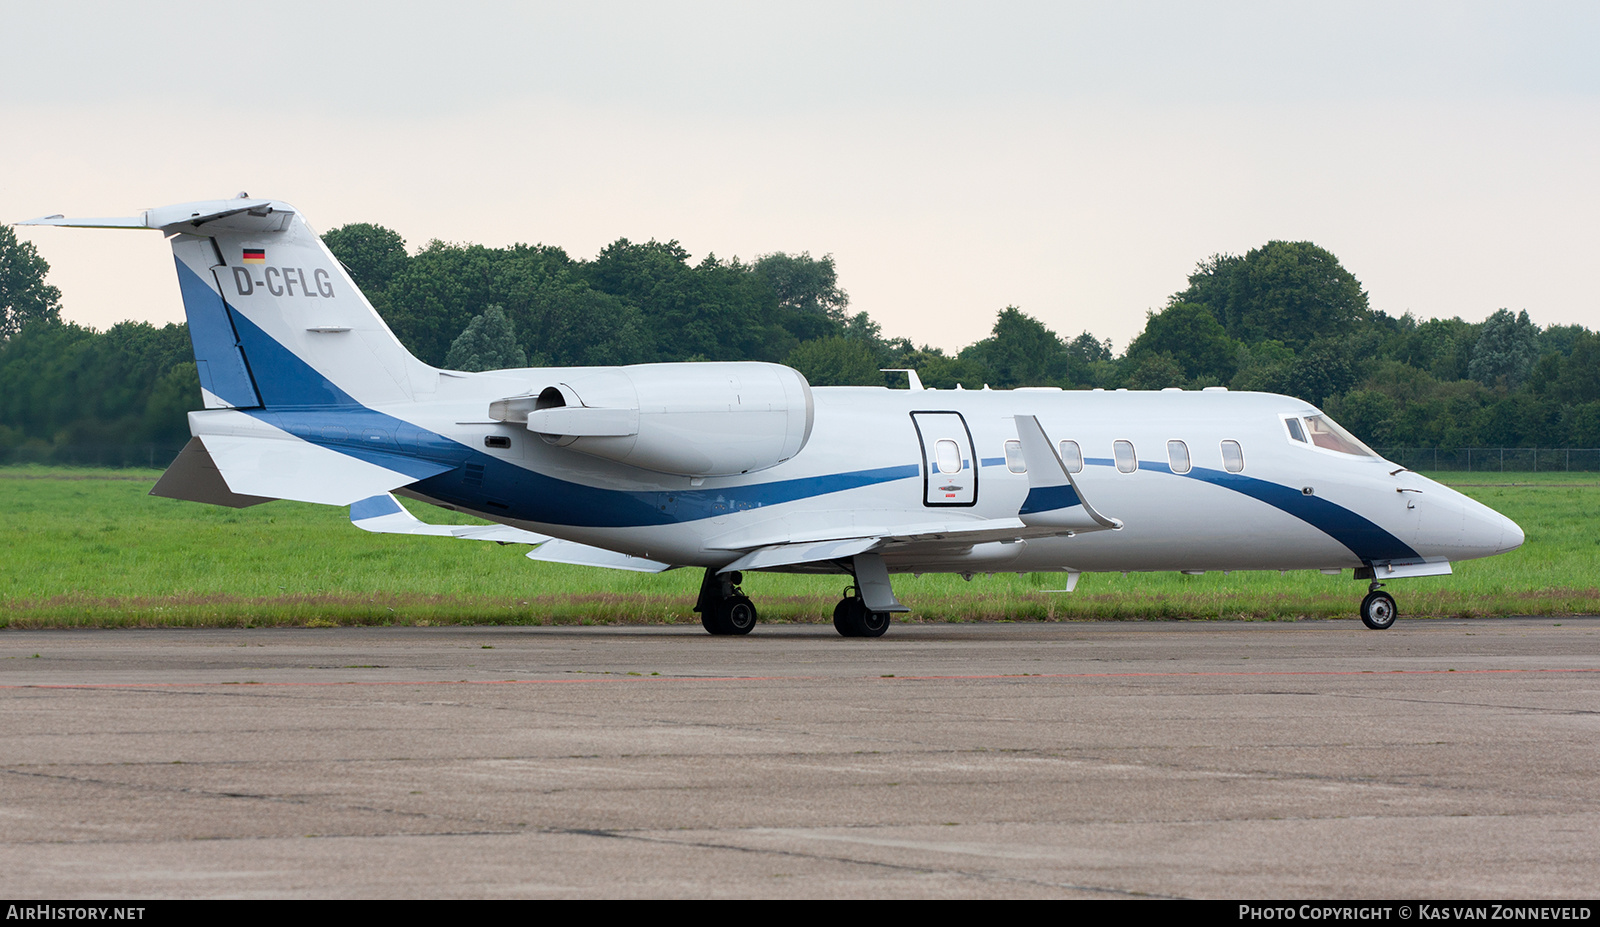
1304 414 1377 457
1285 412 1377 457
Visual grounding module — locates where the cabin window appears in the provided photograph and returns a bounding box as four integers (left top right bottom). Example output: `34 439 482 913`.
1113 440 1137 473
1167 440 1191 474
1003 440 1026 473
1285 417 1307 443
484 435 511 449
1221 440 1245 472
1304 414 1377 457
935 439 963 474
1058 440 1083 473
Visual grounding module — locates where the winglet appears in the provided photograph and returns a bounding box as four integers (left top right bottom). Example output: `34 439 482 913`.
1013 415 1121 531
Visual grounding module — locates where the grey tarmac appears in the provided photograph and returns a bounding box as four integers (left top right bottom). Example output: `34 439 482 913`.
0 617 1596 899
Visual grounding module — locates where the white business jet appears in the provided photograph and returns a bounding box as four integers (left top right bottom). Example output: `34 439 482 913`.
18 197 1524 635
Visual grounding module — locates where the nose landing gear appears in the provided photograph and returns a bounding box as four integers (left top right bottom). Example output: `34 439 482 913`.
1360 582 1398 630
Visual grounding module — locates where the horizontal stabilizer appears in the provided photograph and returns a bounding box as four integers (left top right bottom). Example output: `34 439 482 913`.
1013 415 1121 532
17 198 293 234
350 494 552 544
150 437 274 508
201 433 452 507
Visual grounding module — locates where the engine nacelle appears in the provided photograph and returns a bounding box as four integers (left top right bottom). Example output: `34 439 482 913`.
489 362 814 477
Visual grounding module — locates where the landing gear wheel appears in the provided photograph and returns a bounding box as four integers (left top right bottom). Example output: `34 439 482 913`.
832 597 890 638
1360 590 1398 630
698 570 758 636
703 594 758 635
721 595 757 635
833 598 862 638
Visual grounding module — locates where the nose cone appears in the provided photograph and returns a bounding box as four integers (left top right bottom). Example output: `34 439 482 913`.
1408 475 1524 562
1495 511 1525 554
1460 495 1524 558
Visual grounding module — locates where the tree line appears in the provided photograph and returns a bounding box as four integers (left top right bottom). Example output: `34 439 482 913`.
2 221 1598 464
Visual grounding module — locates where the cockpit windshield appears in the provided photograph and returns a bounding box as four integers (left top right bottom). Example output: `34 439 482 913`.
1302 414 1377 457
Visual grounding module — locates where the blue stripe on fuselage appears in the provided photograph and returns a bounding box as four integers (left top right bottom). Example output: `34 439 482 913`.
211 298 1417 553
218 300 921 528
1088 459 1418 563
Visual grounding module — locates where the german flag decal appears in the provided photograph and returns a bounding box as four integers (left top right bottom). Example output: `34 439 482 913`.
242 248 266 264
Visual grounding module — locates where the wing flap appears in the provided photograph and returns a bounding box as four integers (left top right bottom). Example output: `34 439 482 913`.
525 541 673 573
719 537 882 574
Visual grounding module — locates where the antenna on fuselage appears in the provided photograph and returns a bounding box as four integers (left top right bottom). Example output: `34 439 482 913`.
880 368 924 391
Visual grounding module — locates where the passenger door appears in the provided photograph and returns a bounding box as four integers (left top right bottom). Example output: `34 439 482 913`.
911 411 978 507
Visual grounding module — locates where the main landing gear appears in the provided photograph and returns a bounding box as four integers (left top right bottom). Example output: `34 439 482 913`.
694 553 908 638
1360 582 1398 630
695 568 757 636
833 586 891 638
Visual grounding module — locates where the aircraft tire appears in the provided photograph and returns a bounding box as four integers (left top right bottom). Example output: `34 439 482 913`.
1360 590 1398 630
723 595 757 635
832 599 861 637
703 595 757 635
832 598 889 638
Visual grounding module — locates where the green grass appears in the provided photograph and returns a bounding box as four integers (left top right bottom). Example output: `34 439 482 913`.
1 465 1595 628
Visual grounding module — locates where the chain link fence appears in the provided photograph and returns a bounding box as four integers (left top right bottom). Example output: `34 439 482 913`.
1375 448 1600 472
0 443 189 470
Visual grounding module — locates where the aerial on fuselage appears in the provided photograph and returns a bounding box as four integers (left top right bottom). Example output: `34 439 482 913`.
17 197 1524 636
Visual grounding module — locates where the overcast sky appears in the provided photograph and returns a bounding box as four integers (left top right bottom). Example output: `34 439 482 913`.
5 1 1597 353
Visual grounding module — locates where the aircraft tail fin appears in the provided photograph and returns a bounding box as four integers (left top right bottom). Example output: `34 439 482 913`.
23 196 436 411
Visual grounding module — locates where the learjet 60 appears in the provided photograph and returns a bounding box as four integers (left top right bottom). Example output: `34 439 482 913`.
18 197 1525 635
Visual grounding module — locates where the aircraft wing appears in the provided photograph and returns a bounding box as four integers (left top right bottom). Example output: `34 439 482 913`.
712 518 1082 573
523 541 674 573
350 493 553 543
710 418 1121 573
350 494 674 573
